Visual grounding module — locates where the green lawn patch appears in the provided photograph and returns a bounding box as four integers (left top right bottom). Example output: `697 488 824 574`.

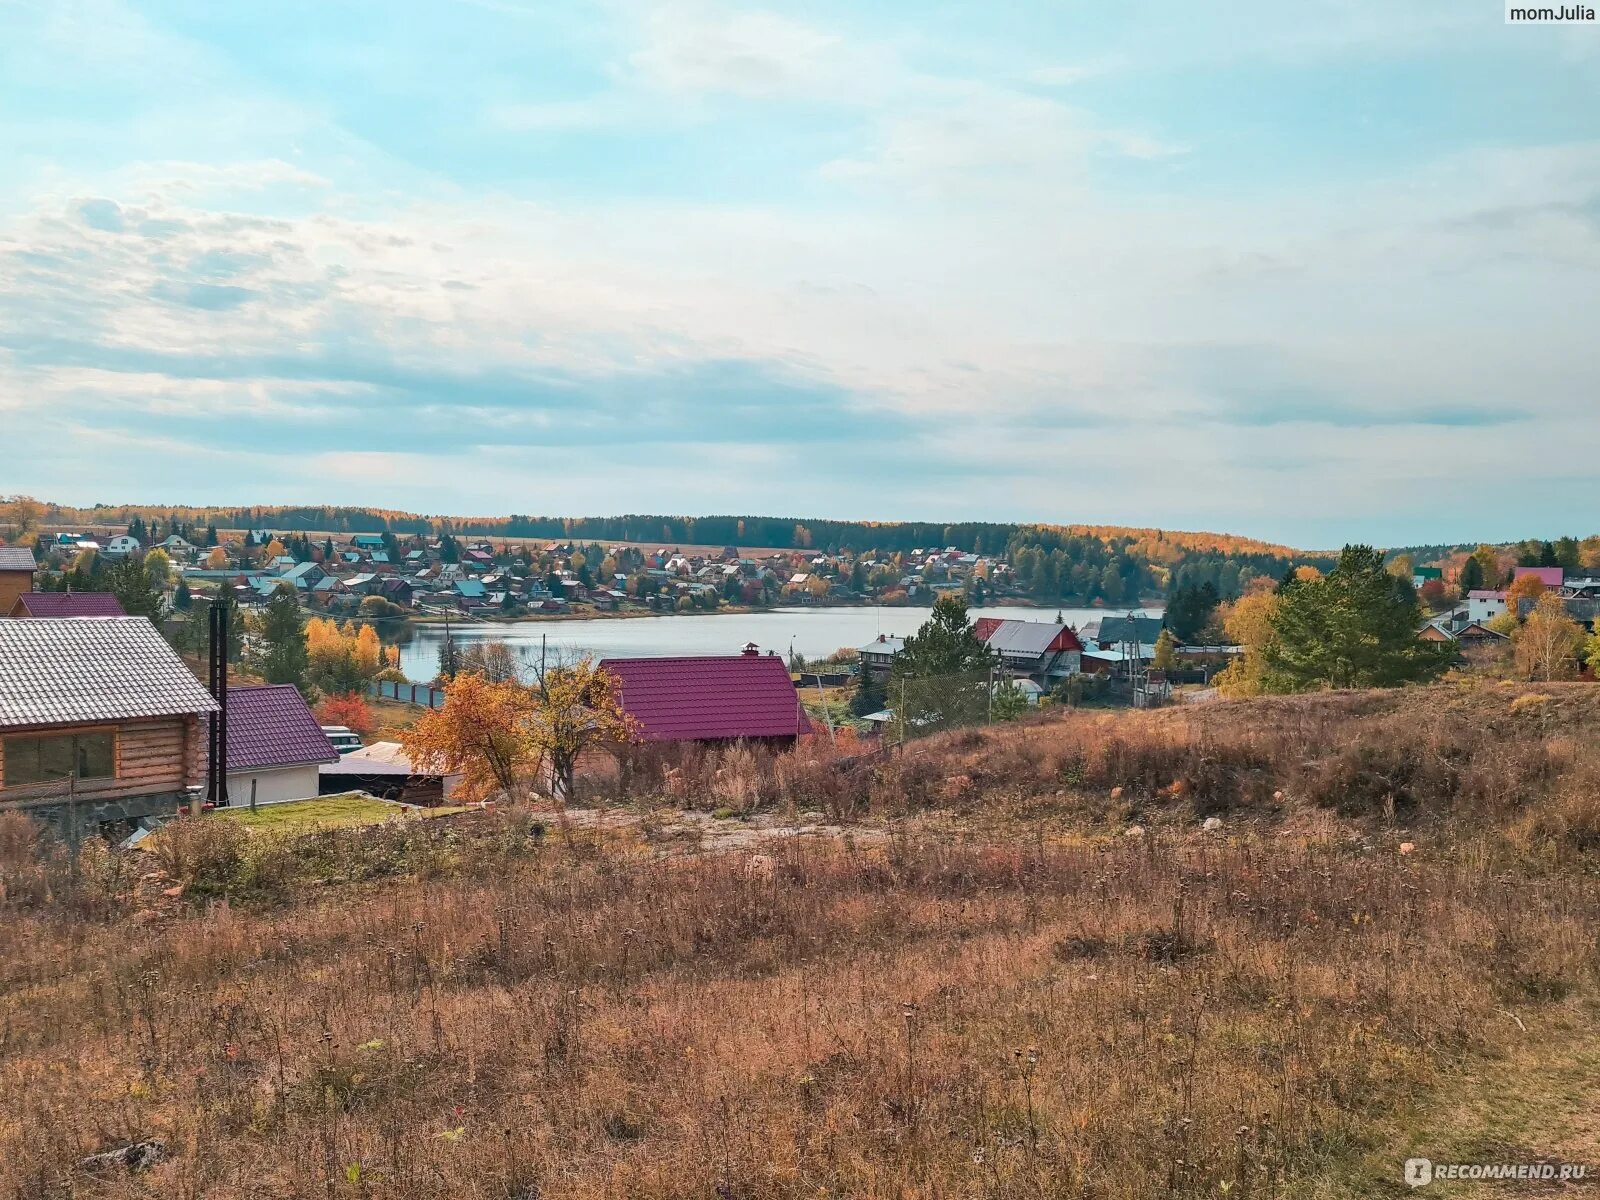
212 794 467 831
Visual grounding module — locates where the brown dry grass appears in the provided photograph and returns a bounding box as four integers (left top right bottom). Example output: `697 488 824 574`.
2 684 1599 1198
614 682 1600 860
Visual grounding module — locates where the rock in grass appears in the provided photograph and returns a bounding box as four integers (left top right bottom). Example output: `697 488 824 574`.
80 1141 167 1173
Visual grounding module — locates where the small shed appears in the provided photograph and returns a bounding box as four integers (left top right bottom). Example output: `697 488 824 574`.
320 741 463 804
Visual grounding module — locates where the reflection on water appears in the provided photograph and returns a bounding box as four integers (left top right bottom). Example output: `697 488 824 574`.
396 604 1161 683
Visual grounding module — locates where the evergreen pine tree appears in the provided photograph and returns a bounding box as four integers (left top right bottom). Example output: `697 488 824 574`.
256 587 310 691
890 595 998 733
1263 545 1454 691
104 554 167 623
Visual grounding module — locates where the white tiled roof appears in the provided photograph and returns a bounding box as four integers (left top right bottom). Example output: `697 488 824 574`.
0 617 218 730
0 547 37 572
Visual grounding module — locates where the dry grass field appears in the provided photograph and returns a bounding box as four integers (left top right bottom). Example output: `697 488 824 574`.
2 683 1598 1199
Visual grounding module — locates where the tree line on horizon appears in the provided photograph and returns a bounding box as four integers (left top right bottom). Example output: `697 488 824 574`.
30 501 1304 556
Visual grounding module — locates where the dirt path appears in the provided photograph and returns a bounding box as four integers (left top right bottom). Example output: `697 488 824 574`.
1323 1001 1600 1196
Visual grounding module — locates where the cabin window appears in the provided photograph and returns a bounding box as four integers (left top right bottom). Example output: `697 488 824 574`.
3 731 116 786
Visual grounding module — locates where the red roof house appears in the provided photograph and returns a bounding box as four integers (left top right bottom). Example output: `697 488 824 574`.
973 618 1084 684
8 592 127 619
600 646 813 745
1513 566 1565 588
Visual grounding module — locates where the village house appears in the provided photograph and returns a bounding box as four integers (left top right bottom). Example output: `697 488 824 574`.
0 546 38 613
1513 566 1565 589
601 645 813 747
102 534 142 557
0 617 218 830
974 618 1084 686
857 634 906 681
225 685 340 805
1467 589 1508 623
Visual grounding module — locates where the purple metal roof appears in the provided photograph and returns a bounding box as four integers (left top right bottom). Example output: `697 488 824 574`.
600 652 813 743
226 685 340 772
11 592 126 618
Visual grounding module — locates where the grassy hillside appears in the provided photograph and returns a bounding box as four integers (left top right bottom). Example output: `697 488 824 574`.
2 685 1598 1198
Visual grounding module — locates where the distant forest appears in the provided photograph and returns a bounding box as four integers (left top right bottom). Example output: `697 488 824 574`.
41 503 1307 557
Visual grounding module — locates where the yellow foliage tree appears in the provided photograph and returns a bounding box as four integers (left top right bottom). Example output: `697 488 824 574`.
1512 594 1583 681
531 656 637 803
1214 590 1279 697
206 546 228 569
264 538 286 559
1 495 42 545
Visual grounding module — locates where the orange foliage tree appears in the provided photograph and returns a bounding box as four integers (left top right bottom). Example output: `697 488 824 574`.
305 618 398 693
315 692 374 735
1505 574 1548 620
402 674 540 802
402 659 636 804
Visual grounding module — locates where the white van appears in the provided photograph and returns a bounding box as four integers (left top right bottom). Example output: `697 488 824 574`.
320 726 364 755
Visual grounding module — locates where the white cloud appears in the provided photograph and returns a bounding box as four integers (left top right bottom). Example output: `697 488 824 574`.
2 0 1597 541
625 3 849 100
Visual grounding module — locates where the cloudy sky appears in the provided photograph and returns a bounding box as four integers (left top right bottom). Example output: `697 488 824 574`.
1 1 1596 547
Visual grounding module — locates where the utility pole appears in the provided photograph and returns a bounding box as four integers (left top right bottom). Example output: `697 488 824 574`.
207 598 230 807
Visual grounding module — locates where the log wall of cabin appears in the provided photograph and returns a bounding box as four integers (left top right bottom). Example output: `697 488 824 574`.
0 715 204 805
0 569 33 616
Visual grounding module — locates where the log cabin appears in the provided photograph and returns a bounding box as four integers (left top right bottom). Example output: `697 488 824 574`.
0 546 37 615
0 617 218 830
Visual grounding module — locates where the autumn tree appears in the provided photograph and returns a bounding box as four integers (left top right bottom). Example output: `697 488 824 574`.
531 656 636 804
403 674 540 802
1 496 43 545
305 618 395 694
1151 628 1178 673
315 692 374 735
1214 589 1279 697
1512 594 1583 681
458 640 519 683
1584 628 1600 677
143 547 172 586
205 546 229 569
1504 573 1547 620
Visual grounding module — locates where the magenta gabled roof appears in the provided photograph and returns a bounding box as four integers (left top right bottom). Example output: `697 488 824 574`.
600 653 813 742
12 592 126 618
226 685 340 772
1512 566 1564 587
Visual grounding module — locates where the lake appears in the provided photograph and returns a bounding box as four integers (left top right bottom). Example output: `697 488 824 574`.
396 604 1163 682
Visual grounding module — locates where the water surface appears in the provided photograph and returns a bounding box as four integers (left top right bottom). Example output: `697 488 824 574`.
397 604 1162 682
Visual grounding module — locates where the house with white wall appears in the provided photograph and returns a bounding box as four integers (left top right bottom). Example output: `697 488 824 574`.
1466 590 1507 624
225 685 339 805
